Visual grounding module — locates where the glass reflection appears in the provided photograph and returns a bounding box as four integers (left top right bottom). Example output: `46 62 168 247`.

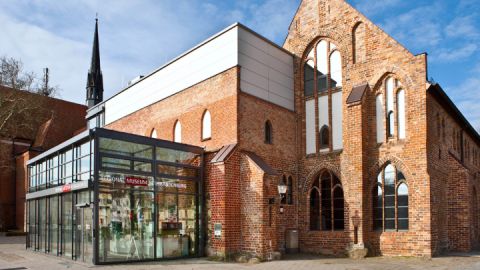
156 193 196 258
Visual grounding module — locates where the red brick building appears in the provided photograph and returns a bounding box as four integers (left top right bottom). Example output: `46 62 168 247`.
24 0 480 261
0 85 87 231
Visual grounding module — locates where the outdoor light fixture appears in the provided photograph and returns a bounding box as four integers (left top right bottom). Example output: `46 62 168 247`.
278 182 287 196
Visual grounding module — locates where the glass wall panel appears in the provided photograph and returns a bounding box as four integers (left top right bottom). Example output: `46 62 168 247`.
98 184 154 262
29 200 36 249
156 178 197 194
156 148 199 165
38 198 46 252
157 165 198 178
50 196 59 255
62 193 73 258
99 138 153 160
156 193 198 258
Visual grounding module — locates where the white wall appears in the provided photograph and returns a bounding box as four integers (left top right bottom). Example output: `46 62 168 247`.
238 27 294 111
306 99 316 154
103 24 294 125
332 91 343 150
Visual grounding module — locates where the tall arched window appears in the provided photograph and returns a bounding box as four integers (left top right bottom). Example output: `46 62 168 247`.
397 89 406 139
303 39 343 154
386 78 395 138
376 94 385 143
310 178 320 230
202 110 212 140
310 171 344 231
150 128 157 139
265 120 273 144
377 77 407 141
373 163 409 231
353 22 366 64
173 120 182 143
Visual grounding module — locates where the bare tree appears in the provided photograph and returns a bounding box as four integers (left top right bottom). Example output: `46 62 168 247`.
0 56 60 170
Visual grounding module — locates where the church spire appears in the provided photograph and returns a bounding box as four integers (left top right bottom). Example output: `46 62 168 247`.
86 17 104 108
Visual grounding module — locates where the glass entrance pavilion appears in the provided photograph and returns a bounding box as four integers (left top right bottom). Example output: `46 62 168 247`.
26 128 204 264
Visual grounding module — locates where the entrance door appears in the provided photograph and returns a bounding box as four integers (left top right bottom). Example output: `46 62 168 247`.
75 207 93 263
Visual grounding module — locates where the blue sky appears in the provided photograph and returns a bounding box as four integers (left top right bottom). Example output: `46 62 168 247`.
0 0 479 130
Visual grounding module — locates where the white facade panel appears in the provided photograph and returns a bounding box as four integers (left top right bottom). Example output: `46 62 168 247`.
268 92 292 110
105 27 239 124
238 27 294 111
306 100 316 154
318 96 329 129
332 91 343 150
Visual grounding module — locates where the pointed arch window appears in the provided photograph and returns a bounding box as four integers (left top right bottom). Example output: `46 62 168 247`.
303 39 343 154
173 120 182 143
202 110 212 140
373 163 409 231
376 94 385 143
150 128 157 139
379 77 407 141
265 120 273 144
309 171 344 231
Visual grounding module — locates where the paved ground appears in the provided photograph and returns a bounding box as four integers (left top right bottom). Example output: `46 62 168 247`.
2 236 480 270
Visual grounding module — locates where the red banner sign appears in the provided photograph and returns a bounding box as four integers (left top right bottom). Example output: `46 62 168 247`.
125 176 148 186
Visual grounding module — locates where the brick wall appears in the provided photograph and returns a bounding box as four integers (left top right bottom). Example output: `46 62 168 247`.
284 0 431 256
107 67 239 151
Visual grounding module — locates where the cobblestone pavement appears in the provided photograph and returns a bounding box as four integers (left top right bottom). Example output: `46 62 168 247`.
2 236 480 270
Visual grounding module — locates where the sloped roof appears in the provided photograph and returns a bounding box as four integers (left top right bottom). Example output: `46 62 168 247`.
244 151 279 176
347 83 369 104
211 143 237 163
428 83 480 146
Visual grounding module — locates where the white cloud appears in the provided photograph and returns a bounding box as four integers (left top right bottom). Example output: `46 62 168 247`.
434 44 478 62
0 0 300 105
446 67 480 132
445 15 480 40
381 5 443 50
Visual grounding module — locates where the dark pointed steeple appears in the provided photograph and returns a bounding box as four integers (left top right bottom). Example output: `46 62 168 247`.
86 17 104 108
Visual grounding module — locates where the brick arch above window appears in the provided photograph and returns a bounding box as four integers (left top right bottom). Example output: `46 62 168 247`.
294 24 354 62
370 68 415 95
302 163 344 193
367 156 414 191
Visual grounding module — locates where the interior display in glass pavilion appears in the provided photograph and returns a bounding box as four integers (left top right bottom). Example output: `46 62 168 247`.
25 128 204 264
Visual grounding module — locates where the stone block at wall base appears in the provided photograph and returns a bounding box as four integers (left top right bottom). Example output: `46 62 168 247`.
266 251 282 261
346 244 368 259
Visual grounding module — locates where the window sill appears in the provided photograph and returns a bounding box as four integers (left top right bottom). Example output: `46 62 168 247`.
201 137 212 142
305 149 343 159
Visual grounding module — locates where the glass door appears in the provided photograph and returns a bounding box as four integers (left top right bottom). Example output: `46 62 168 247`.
75 207 93 263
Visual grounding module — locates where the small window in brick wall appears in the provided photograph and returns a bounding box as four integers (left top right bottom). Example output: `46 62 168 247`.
265 120 273 144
